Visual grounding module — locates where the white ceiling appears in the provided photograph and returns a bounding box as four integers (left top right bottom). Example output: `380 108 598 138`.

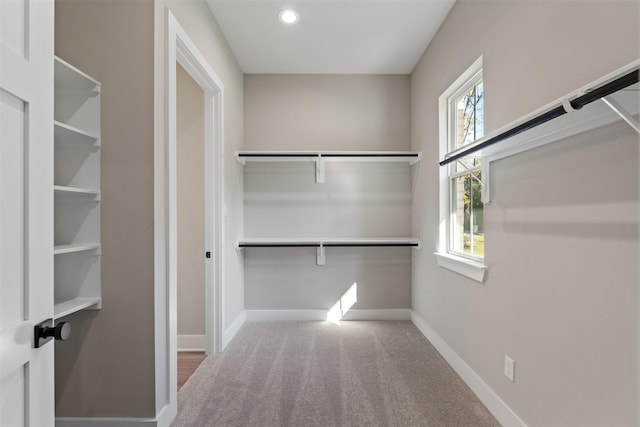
206 0 457 74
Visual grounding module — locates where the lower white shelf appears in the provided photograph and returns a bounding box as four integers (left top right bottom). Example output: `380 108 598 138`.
54 243 101 255
238 237 420 266
237 237 421 248
54 297 102 319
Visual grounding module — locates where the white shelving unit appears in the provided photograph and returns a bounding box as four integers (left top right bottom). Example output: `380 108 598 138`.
238 152 422 265
53 56 102 318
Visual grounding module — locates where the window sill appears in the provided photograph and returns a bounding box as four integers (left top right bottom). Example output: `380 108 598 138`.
434 252 487 283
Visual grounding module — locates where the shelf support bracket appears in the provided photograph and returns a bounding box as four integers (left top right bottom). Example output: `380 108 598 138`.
316 242 325 266
601 96 640 134
455 160 486 188
455 159 491 204
315 154 325 183
481 161 491 204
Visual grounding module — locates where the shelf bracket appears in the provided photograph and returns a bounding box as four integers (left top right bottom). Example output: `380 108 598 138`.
481 161 491 204
601 96 640 134
454 159 492 204
455 160 486 188
314 154 325 184
316 242 325 266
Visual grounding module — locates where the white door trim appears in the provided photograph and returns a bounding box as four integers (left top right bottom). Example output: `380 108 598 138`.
155 8 225 421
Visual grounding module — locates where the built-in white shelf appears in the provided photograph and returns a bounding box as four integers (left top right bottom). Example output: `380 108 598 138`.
54 243 101 255
54 56 100 92
54 185 100 197
236 151 422 165
54 121 100 146
54 297 102 320
54 56 101 316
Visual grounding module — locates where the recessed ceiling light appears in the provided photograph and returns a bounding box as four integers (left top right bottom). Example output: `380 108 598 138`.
278 9 300 25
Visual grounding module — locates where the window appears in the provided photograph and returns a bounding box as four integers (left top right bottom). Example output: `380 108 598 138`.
448 75 484 258
436 57 487 282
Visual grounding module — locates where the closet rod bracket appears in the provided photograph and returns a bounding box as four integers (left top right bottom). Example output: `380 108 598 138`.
314 155 325 183
562 97 577 113
316 243 325 266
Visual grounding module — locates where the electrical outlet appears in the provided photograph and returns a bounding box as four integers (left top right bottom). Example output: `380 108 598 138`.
504 355 515 382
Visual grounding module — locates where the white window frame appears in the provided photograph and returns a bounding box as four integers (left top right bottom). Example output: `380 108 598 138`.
435 56 487 283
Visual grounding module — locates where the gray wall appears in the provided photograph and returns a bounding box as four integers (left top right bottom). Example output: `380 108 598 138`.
245 75 411 151
411 1 639 425
244 75 412 311
177 64 205 337
55 0 156 417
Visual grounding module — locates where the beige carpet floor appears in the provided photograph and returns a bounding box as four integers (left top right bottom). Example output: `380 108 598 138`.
174 321 500 427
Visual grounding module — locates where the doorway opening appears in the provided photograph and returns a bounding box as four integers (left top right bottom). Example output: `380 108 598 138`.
158 9 225 421
176 63 207 385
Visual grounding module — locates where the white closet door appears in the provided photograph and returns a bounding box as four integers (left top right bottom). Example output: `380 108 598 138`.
0 0 55 426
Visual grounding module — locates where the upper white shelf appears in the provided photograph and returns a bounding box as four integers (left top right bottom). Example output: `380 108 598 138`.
54 56 101 92
236 151 422 165
54 121 100 146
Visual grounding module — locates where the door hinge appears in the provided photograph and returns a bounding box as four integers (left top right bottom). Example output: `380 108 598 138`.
205 251 211 258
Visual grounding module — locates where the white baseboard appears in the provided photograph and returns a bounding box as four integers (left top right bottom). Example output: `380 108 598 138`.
246 309 326 322
222 310 246 350
245 309 411 322
56 418 159 426
177 334 205 352
410 311 527 427
55 403 175 427
342 309 411 320
154 404 175 427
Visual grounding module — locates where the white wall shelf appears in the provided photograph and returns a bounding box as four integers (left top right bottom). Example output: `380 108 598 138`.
54 297 102 320
237 150 422 164
54 243 101 255
54 185 100 197
238 238 420 266
54 56 100 94
237 150 421 183
54 56 101 315
54 121 100 146
238 237 421 248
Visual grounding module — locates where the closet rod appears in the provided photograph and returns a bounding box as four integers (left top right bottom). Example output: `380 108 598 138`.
238 153 420 158
440 69 639 166
238 243 420 248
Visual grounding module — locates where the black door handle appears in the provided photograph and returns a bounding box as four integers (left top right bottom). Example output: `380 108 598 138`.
34 319 71 348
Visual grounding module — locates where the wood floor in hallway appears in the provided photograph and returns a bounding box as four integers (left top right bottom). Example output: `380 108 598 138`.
178 351 207 391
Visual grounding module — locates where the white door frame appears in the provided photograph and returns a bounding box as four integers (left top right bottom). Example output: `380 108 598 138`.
155 8 224 423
